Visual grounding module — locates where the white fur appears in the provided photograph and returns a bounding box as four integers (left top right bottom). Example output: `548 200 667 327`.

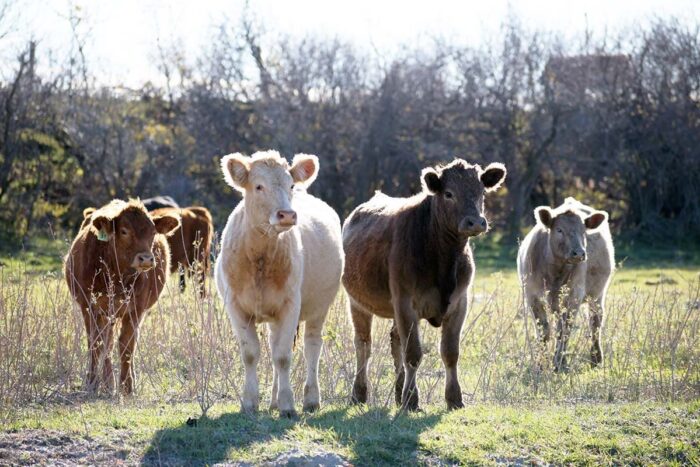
215 152 343 415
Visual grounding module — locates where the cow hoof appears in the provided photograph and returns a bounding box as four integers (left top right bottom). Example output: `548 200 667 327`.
401 396 420 412
280 409 299 420
446 399 464 410
401 403 421 413
401 385 419 411
351 383 368 404
303 402 320 413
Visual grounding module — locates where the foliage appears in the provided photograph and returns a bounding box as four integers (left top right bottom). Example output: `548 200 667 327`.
2 18 700 245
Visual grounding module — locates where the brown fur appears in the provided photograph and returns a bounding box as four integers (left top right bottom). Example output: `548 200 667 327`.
64 199 180 395
151 206 214 297
342 158 506 410
517 197 614 371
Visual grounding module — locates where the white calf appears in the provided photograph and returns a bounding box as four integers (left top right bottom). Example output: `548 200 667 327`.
215 150 343 418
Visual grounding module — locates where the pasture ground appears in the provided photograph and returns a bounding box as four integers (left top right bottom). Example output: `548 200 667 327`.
1 237 699 465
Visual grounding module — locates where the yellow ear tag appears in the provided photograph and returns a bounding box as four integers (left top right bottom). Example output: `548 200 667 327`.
97 230 109 242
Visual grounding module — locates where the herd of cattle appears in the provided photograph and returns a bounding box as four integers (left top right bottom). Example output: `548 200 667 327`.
63 150 614 416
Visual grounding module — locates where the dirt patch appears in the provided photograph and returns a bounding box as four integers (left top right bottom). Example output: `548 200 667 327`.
0 429 131 466
263 448 351 466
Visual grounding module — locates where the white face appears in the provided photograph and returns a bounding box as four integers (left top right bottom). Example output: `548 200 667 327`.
248 163 296 233
221 151 319 236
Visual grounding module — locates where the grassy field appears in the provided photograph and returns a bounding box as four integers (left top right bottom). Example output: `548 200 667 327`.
1 237 699 465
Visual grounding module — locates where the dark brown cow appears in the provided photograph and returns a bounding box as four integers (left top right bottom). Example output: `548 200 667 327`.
342 158 506 411
150 206 213 297
64 199 180 395
142 195 179 211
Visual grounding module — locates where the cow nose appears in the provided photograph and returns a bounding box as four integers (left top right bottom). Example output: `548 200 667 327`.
460 216 488 236
136 252 155 269
276 210 297 226
570 250 586 262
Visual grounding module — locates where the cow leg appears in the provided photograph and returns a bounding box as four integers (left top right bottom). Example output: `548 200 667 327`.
230 310 260 414
389 322 404 406
527 293 550 344
81 309 99 393
83 309 110 394
101 319 116 395
118 309 142 395
553 289 583 373
178 264 186 293
441 296 467 410
270 367 279 411
588 296 604 367
350 303 373 404
394 295 422 411
269 305 300 419
302 320 323 412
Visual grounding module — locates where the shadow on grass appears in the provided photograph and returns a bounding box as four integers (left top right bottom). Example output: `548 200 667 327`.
141 405 443 465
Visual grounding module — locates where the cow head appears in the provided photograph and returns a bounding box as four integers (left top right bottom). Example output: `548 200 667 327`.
89 199 180 273
535 204 607 264
422 159 506 237
221 150 318 235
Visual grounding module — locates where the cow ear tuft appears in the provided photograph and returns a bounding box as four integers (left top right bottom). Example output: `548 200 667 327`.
290 153 319 187
585 211 607 230
535 206 553 228
421 167 442 194
221 153 250 193
481 162 507 192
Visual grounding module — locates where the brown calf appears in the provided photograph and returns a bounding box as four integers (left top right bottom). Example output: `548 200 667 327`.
64 199 180 395
151 206 213 297
342 158 506 410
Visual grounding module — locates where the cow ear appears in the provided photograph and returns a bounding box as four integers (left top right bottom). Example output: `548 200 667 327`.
90 215 113 241
421 167 442 194
290 153 319 187
221 153 250 193
153 214 181 236
535 206 553 228
80 207 96 230
585 211 607 230
481 162 507 192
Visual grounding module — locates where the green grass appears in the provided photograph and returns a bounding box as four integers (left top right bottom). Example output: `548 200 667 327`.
0 236 66 275
8 400 699 465
1 237 699 465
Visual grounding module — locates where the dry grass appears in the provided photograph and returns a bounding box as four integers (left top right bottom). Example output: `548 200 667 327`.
1 249 698 425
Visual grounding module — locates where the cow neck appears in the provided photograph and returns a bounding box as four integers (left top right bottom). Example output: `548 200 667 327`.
91 233 140 290
408 196 466 301
543 235 577 288
426 196 468 261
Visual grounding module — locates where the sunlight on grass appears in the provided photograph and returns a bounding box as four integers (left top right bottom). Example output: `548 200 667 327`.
1 244 698 464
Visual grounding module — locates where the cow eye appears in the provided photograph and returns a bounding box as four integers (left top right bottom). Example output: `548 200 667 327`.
290 184 295 190
256 185 263 191
556 228 563 234
444 191 454 199
120 227 129 236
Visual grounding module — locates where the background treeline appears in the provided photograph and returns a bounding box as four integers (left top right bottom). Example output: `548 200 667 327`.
1 15 699 247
